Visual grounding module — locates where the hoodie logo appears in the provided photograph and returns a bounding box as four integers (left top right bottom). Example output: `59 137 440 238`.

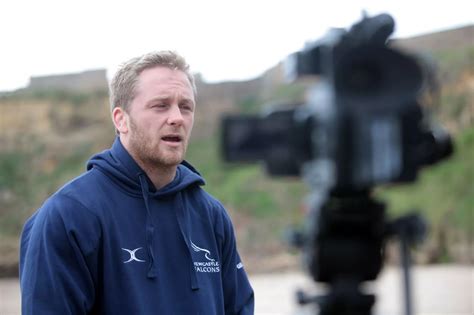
122 247 146 263
191 241 220 273
191 241 215 261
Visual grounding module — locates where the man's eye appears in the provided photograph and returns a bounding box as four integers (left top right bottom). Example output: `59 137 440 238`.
180 103 193 111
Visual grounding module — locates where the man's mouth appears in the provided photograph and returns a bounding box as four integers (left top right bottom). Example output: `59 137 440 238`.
161 135 183 143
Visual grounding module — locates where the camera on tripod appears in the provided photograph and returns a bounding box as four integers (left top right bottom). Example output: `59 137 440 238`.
221 13 452 189
221 13 453 315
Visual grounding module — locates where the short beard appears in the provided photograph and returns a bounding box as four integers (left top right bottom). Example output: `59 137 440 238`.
128 116 185 170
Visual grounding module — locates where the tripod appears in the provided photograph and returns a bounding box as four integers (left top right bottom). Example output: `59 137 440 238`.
294 190 426 315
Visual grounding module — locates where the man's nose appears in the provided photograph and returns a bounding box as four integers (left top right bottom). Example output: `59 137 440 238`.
167 105 184 125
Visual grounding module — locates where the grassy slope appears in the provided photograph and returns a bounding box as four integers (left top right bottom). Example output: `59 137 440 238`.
0 107 471 276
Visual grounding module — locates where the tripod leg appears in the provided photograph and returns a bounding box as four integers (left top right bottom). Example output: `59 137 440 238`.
400 234 413 315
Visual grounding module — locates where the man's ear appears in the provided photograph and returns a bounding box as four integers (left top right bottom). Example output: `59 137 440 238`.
112 107 129 134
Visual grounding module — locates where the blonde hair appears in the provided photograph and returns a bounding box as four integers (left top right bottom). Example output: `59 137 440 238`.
109 50 196 113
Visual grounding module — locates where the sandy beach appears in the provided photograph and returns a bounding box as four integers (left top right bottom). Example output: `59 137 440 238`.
1 264 472 315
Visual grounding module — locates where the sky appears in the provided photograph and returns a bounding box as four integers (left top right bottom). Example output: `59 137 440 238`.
0 0 472 92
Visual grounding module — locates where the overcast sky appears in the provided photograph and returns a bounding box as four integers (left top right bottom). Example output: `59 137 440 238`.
0 0 472 92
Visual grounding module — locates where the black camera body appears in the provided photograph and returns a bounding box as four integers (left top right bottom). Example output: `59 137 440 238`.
222 13 452 192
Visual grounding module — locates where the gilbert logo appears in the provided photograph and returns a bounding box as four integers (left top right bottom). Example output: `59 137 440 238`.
122 247 145 263
191 241 220 273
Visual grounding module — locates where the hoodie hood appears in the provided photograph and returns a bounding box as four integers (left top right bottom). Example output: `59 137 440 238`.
87 137 205 197
87 137 204 284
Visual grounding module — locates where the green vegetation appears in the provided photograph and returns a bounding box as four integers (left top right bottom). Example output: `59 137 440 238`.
237 96 261 114
0 140 95 238
377 126 473 234
187 136 306 222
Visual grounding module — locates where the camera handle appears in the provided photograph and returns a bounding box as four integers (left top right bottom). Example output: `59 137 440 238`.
292 192 426 315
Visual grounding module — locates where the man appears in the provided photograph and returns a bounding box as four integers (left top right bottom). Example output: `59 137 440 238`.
20 51 255 314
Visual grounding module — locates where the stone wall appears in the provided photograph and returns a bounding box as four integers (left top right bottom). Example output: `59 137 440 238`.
28 69 108 92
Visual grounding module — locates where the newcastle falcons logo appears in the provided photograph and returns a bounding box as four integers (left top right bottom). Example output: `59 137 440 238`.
122 247 146 263
191 240 220 273
191 241 215 261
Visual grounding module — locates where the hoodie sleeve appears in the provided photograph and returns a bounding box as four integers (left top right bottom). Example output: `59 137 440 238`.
217 206 255 315
20 193 101 315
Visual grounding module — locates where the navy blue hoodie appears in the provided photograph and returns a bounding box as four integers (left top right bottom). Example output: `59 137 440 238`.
20 138 254 314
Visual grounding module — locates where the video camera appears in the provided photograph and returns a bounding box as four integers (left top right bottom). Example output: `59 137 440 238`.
222 13 451 190
221 13 453 315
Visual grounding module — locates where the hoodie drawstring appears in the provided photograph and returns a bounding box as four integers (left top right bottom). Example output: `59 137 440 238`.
138 174 158 279
175 193 200 291
138 173 199 289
